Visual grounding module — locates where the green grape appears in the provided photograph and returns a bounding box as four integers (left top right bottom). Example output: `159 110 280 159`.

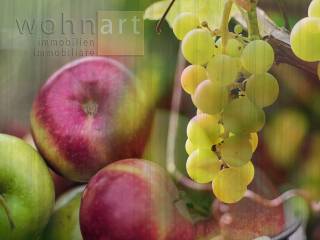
233 161 255 185
318 62 320 80
249 132 259 152
309 0 320 17
193 80 229 114
207 55 240 85
182 29 215 65
234 24 243 34
212 168 248 204
223 96 266 134
173 12 200 40
245 73 280 108
241 40 275 74
290 17 320 62
181 65 207 94
215 38 244 57
220 134 252 167
187 113 221 147
186 148 221 184
228 132 258 152
185 139 197 155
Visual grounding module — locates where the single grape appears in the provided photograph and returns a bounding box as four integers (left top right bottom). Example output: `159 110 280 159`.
233 161 255 185
245 73 280 108
185 139 197 155
187 113 221 147
186 149 221 184
173 13 200 40
193 80 229 114
249 132 259 152
182 29 215 65
317 62 320 80
309 0 320 18
228 132 258 152
207 55 240 85
181 65 207 94
223 96 266 134
215 38 244 57
212 168 248 204
290 17 320 62
220 134 253 167
234 24 243 34
241 40 275 74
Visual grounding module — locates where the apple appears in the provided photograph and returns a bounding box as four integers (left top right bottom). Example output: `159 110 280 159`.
41 185 85 240
0 134 55 239
23 132 78 198
213 168 285 240
80 159 195 240
31 57 153 182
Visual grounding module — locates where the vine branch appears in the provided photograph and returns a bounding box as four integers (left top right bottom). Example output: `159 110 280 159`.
156 0 176 33
235 7 318 77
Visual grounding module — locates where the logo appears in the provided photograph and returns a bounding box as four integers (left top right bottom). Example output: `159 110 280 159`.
15 11 144 56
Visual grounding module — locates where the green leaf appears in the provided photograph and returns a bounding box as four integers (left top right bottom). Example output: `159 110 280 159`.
144 0 170 20
144 0 237 30
198 0 237 29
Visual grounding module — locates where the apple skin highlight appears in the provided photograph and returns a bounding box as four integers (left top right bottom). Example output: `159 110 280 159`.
31 57 153 182
80 159 195 240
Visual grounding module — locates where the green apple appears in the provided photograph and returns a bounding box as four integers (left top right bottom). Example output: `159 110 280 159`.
41 186 85 240
0 134 55 239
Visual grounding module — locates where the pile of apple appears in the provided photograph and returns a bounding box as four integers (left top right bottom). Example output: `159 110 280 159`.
0 57 285 240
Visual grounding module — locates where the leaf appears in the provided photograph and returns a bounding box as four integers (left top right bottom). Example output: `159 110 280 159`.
144 0 238 29
144 0 170 20
198 0 237 30
168 0 237 29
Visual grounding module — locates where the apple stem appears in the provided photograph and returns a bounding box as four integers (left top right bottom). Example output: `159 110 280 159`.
0 194 15 230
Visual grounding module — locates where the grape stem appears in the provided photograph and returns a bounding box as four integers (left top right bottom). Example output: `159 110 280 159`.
247 0 260 39
156 0 176 33
220 0 233 54
0 194 15 230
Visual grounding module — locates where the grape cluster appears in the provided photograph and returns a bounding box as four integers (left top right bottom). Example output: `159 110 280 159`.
291 0 320 62
172 12 280 203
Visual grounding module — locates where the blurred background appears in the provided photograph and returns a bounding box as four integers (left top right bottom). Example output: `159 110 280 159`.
1 0 320 239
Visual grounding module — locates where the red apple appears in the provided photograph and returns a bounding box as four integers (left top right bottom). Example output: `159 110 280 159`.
80 159 195 240
31 57 153 182
23 132 78 198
